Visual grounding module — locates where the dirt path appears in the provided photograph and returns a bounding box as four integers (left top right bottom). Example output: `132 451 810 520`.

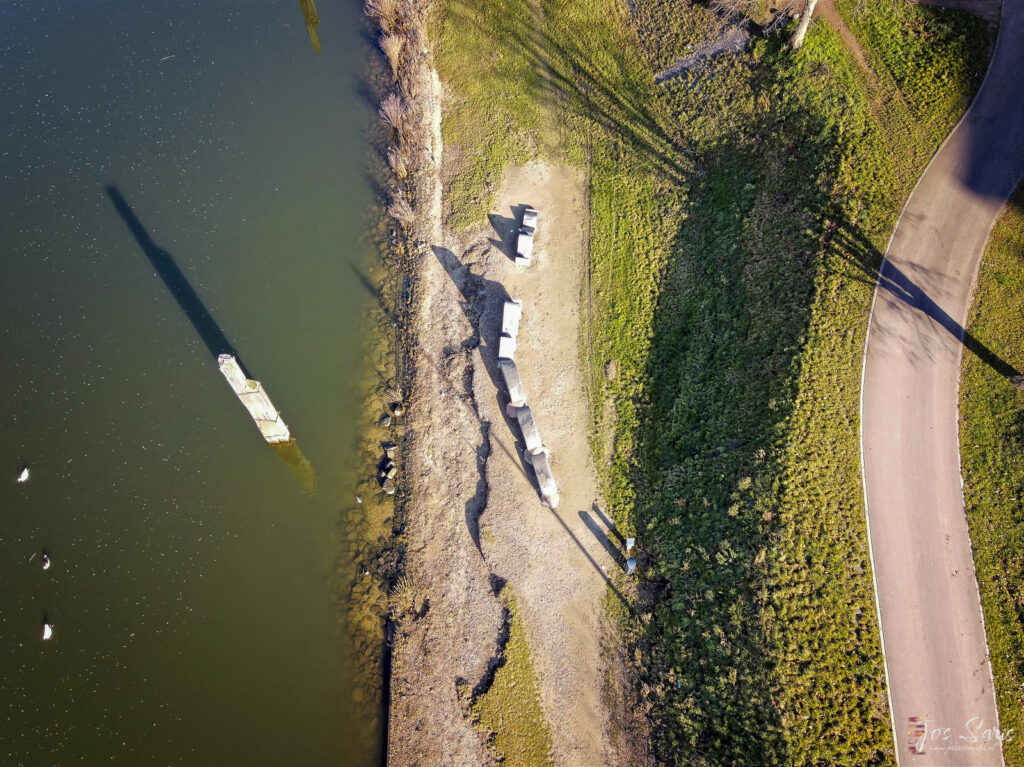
464 162 619 766
387 57 621 762
818 0 872 76
386 59 505 767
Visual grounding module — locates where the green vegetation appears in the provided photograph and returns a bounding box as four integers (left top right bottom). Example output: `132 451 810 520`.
470 600 555 767
434 0 545 228
960 187 1024 766
435 0 992 761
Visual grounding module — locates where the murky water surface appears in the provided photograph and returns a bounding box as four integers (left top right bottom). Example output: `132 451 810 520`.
0 2 380 764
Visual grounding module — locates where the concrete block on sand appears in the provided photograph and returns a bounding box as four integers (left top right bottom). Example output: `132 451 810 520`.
527 450 559 509
501 299 523 339
499 359 527 406
515 405 543 454
515 207 538 266
498 333 517 360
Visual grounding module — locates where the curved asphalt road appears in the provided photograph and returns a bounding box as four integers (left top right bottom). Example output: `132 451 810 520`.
861 2 1024 764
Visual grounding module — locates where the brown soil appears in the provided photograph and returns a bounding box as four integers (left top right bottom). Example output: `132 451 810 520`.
818 0 873 77
388 140 626 764
470 162 621 767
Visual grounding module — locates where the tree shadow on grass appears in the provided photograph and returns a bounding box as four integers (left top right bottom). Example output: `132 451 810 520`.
636 144 801 765
445 0 691 184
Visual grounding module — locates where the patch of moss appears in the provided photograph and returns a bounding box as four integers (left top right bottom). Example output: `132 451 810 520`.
471 599 555 767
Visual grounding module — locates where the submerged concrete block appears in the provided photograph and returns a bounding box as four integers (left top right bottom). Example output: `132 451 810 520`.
501 299 523 339
515 405 543 454
499 359 527 406
527 450 559 509
498 333 517 360
218 354 291 443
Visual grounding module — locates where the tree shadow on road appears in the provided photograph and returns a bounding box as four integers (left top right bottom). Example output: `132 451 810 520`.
828 212 1020 379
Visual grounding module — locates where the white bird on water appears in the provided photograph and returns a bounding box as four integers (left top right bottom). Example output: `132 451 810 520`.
17 467 29 483
41 553 51 571
42 623 53 641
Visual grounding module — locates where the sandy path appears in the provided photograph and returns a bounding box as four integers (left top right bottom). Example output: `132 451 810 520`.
394 158 619 766
387 62 503 767
466 162 619 767
387 57 621 763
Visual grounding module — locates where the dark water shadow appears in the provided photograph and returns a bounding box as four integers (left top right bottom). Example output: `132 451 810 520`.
351 261 387 313
106 186 318 488
106 186 243 368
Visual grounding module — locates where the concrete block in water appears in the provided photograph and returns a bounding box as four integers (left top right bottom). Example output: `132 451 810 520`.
515 405 543 454
527 450 559 508
218 354 291 443
498 333 517 360
499 359 527 406
501 299 523 339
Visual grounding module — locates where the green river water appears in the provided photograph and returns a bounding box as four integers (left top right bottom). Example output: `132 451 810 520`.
0 2 385 764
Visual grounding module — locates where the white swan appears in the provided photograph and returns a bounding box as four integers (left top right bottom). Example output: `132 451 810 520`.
41 554 51 571
17 467 29 483
42 623 53 641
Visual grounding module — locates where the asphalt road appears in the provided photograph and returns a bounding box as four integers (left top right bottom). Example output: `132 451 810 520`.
860 3 1024 764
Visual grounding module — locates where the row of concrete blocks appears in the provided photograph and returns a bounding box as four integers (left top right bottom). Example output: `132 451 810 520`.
497 299 559 509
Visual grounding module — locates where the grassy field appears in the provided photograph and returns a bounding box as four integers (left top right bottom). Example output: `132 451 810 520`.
434 0 992 762
960 187 1024 766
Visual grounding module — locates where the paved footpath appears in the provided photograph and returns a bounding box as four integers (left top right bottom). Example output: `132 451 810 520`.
860 2 1024 764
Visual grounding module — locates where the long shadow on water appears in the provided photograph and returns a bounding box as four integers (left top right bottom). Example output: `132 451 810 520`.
106 186 244 369
106 186 318 491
